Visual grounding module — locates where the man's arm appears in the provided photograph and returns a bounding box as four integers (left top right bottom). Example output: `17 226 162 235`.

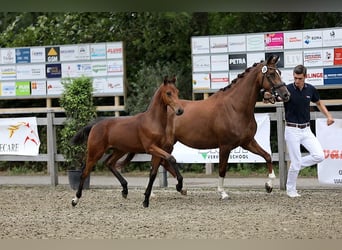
315 100 335 126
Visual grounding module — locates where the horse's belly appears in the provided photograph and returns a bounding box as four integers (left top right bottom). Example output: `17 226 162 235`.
176 132 218 149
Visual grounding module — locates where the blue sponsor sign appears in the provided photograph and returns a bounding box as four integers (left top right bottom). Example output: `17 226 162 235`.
323 67 342 85
15 48 31 63
46 64 62 78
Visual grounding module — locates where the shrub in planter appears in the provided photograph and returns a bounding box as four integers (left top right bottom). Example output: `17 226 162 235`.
59 77 97 188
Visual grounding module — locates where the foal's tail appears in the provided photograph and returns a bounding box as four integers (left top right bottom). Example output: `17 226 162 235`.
70 118 104 145
70 124 94 145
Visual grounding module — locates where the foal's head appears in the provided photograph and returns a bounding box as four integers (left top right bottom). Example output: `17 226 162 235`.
160 76 184 116
257 55 290 102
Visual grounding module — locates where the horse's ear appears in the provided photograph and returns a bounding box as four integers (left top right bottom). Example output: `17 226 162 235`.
171 75 176 84
163 76 168 84
274 55 280 64
266 55 279 64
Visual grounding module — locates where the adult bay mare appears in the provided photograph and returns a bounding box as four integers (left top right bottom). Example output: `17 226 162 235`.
70 76 184 207
117 55 291 206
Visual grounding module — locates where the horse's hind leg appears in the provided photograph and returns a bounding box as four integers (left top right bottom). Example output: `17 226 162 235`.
72 162 94 207
106 151 128 198
242 138 275 193
72 147 104 206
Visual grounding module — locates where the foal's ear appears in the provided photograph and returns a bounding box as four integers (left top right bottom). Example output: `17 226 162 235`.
171 75 177 84
163 75 169 84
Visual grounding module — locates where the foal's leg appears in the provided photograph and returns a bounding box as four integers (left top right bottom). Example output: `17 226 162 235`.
218 147 231 200
161 160 187 195
143 156 162 208
72 153 101 207
105 151 128 198
147 144 184 192
242 138 275 193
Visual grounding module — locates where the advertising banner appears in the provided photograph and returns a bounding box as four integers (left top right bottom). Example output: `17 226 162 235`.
316 118 342 185
228 54 247 70
264 32 284 50
15 48 31 63
0 117 40 156
323 67 342 85
209 36 228 53
0 42 125 98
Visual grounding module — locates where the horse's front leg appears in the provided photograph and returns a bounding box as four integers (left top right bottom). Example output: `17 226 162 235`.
162 160 187 195
243 139 275 193
147 144 184 190
218 148 230 200
142 157 161 208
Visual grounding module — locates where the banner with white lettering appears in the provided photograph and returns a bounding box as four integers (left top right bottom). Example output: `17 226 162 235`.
316 118 342 185
171 113 271 163
0 117 40 156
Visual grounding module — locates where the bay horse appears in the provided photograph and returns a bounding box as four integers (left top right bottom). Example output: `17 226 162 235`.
69 76 184 207
114 55 290 205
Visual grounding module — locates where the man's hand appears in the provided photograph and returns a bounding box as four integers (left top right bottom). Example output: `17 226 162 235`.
263 91 275 104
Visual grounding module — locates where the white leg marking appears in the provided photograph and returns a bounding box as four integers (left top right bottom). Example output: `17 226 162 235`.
217 177 229 200
72 197 79 205
268 169 276 179
266 169 276 189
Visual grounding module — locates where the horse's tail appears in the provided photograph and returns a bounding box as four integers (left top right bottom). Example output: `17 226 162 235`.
70 118 104 145
70 124 94 145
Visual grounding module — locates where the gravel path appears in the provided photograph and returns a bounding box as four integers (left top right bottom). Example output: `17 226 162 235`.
0 185 341 239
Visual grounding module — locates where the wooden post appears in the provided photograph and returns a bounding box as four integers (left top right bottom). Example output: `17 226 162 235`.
47 109 58 186
205 163 213 175
114 96 120 117
276 102 286 190
158 166 168 188
46 98 52 108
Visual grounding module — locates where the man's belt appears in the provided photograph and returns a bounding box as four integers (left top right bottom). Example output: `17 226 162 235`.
286 122 310 129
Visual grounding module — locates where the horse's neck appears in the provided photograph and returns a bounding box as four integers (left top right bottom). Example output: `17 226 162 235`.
145 94 168 128
226 71 261 114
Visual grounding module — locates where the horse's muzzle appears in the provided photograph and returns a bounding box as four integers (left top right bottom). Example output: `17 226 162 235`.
282 92 290 102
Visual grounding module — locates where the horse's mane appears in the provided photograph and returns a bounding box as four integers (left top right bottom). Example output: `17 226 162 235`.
219 61 261 92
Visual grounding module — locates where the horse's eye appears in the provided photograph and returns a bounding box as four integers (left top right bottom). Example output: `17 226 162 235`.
166 91 172 97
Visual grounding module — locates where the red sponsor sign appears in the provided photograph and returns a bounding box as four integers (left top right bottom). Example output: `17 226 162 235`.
333 48 342 65
211 77 229 82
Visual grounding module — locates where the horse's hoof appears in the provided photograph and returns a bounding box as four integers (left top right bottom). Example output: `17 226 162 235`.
221 196 231 201
142 201 149 208
218 192 231 200
265 182 273 193
71 199 78 207
121 190 128 199
176 184 183 192
180 189 187 196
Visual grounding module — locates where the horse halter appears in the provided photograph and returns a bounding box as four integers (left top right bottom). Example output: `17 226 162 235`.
260 64 285 96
